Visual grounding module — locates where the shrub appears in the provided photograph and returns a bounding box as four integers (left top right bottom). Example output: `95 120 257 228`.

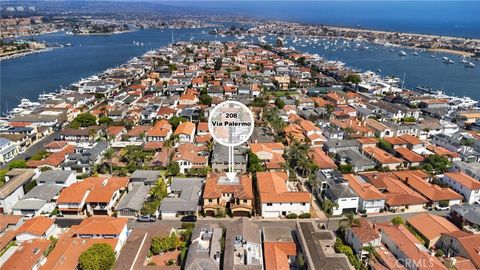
435 249 445 257
298 213 311 219
78 243 115 270
391 216 404 225
181 222 195 230
286 213 298 219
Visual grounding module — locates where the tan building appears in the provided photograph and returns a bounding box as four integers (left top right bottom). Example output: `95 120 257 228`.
202 173 254 217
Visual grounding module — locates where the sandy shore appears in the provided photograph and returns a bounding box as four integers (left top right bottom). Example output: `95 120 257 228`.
427 48 474 57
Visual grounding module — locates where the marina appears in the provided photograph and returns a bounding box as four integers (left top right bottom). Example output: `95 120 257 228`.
1 28 480 115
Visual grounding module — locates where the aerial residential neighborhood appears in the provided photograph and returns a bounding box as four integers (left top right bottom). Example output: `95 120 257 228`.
1 37 480 270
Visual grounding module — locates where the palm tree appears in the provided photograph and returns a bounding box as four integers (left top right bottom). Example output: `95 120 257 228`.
362 244 378 267
164 135 179 150
205 140 214 153
321 199 338 216
339 212 360 232
103 149 114 174
88 128 97 143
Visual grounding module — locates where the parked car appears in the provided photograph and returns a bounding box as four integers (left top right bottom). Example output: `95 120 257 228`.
434 205 450 211
136 215 156 222
180 215 197 222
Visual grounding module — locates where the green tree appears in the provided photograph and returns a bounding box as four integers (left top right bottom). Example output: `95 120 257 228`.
199 94 212 106
274 98 285 109
378 139 393 152
422 154 451 173
214 57 223 71
8 160 27 169
98 116 114 126
88 128 98 142
150 178 168 200
103 149 114 174
247 151 265 173
150 233 179 255
167 162 180 176
344 74 362 90
71 113 97 128
391 216 404 225
0 169 9 188
321 199 338 216
339 164 353 174
169 116 187 129
339 212 360 232
78 243 115 270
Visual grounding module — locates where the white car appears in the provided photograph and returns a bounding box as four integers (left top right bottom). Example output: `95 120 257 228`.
434 205 450 211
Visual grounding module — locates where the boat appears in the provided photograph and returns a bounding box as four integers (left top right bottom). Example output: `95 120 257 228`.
412 52 419 56
465 62 476 68
18 98 41 109
398 51 407 56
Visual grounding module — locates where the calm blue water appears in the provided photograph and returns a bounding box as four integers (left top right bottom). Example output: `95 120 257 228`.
270 36 480 99
0 28 236 113
170 1 480 38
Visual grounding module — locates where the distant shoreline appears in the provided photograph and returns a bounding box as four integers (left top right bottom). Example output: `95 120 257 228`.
0 48 52 61
427 48 474 57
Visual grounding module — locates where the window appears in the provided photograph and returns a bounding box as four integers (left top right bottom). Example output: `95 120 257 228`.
267 203 272 206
